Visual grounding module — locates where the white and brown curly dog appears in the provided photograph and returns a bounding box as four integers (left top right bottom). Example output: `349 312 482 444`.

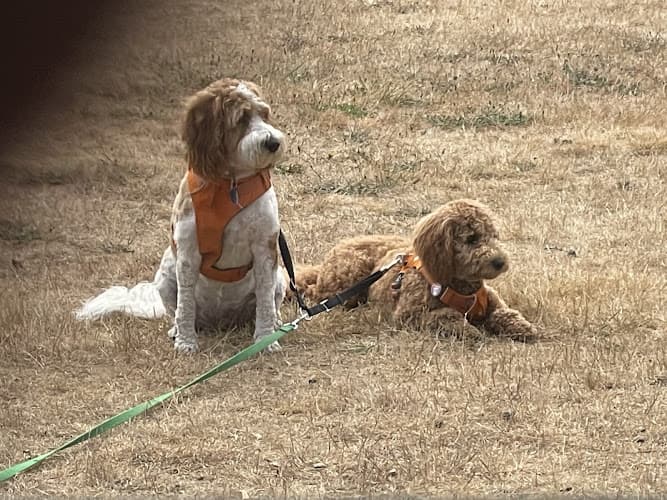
296 199 536 341
76 78 287 353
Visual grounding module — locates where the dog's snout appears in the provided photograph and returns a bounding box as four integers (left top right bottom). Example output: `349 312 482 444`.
264 135 281 153
491 257 506 271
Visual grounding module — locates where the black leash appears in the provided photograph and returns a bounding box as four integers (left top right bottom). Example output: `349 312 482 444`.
278 230 402 319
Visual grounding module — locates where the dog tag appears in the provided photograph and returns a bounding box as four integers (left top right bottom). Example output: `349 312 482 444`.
430 283 442 297
229 185 239 205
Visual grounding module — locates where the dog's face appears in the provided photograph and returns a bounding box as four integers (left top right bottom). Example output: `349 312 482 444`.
182 78 285 180
412 199 509 283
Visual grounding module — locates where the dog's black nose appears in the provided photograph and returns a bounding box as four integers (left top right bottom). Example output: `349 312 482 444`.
491 257 506 270
264 136 281 153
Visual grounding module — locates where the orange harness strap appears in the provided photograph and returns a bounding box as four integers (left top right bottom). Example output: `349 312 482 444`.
397 254 488 321
438 286 488 322
183 169 271 282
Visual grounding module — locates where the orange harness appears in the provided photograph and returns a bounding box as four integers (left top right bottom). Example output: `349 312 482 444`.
393 253 489 321
179 168 272 282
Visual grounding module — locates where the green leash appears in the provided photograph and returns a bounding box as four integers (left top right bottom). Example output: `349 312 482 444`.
0 323 296 483
1 241 399 484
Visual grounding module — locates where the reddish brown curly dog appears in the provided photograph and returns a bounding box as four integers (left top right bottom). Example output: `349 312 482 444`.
296 199 535 340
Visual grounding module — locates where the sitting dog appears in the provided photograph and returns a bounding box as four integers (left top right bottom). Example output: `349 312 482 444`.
76 78 287 353
296 199 535 340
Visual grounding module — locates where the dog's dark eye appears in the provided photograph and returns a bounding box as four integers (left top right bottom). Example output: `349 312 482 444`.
466 233 479 245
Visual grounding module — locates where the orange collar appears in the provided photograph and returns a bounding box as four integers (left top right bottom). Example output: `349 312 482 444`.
177 168 272 282
398 253 489 321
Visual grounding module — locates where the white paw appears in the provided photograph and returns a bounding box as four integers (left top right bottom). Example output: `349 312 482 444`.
255 336 282 353
167 325 177 340
174 336 199 353
265 340 282 353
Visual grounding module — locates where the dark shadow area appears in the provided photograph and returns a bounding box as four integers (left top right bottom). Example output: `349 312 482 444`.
0 2 139 151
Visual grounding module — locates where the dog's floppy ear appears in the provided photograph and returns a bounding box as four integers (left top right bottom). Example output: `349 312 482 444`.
412 207 456 283
234 80 272 120
241 80 263 99
182 88 227 179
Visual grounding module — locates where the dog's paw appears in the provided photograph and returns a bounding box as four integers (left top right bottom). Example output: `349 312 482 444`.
457 321 485 341
265 340 283 353
174 337 199 353
487 309 538 342
254 335 282 353
169 325 199 352
172 328 198 353
506 321 538 342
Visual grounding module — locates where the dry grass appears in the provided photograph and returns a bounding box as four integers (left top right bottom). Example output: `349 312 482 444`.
1 0 665 496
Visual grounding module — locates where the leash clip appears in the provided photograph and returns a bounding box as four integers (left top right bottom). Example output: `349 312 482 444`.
380 254 404 272
290 310 312 328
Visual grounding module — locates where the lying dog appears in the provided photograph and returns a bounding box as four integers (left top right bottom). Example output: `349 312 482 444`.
296 199 535 340
76 78 287 353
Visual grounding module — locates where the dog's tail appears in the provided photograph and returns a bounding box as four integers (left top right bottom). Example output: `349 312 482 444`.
75 281 166 320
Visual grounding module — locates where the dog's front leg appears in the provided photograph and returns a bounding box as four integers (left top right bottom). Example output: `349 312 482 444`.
252 234 281 352
484 286 536 341
418 308 486 341
485 308 535 340
172 215 202 353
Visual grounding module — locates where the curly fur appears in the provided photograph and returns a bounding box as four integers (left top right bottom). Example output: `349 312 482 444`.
296 199 535 340
76 78 287 353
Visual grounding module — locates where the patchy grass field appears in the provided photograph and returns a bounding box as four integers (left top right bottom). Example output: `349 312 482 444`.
1 0 665 496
